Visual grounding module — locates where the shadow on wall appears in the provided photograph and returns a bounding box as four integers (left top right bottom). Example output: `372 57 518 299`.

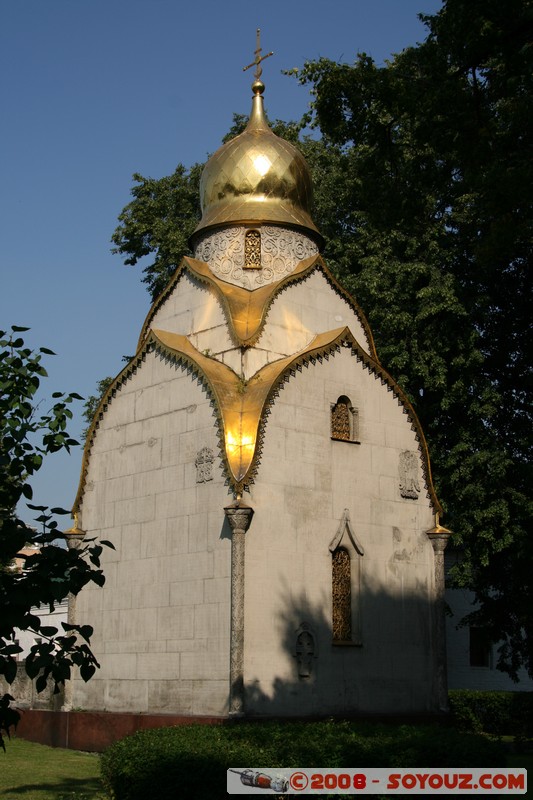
242 578 441 718
0 663 64 712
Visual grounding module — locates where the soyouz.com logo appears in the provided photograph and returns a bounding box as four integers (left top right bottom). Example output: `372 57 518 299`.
227 767 527 794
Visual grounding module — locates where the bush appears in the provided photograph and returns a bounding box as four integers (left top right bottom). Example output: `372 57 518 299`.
449 690 533 736
100 720 505 800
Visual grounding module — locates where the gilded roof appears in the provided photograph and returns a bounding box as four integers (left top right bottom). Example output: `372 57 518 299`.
192 84 323 246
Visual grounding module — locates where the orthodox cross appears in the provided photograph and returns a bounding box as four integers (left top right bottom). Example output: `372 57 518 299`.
243 28 273 81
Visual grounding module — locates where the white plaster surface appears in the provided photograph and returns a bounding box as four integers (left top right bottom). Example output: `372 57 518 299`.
446 585 533 691
257 270 372 357
243 349 437 715
73 351 232 715
73 235 443 717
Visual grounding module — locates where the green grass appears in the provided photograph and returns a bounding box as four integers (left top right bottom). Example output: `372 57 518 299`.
0 738 105 800
0 731 530 800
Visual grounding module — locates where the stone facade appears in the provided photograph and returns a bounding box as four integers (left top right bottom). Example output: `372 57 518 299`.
71 78 448 717
71 228 445 716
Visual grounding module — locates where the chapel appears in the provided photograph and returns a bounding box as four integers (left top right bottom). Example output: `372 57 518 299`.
68 42 450 719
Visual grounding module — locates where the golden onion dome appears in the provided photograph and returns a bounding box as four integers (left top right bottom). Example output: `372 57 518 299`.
192 79 323 247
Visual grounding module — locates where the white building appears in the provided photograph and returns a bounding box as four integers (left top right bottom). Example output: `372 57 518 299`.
69 67 451 719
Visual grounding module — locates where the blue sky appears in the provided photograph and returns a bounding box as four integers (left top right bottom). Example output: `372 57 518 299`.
1 0 442 525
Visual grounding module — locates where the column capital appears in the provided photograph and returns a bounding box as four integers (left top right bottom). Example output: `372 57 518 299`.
426 514 452 554
427 531 451 554
63 514 86 550
224 503 254 535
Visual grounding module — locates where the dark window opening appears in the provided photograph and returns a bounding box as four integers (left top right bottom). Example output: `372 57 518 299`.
469 627 491 668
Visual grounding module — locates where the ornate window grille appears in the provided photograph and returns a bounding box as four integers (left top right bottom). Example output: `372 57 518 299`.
332 547 352 642
331 396 359 442
329 510 364 646
244 229 261 269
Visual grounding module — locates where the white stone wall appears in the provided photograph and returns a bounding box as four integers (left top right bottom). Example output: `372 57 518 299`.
15 601 68 659
74 227 442 716
148 266 372 382
446 588 533 691
250 270 372 369
73 350 232 715
243 348 438 715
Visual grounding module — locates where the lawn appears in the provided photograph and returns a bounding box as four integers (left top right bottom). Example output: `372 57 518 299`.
0 734 530 799
0 738 105 800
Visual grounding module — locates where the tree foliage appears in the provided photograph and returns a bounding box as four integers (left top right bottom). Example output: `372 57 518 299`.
111 164 203 300
111 0 532 677
293 0 533 678
0 327 112 748
81 376 113 443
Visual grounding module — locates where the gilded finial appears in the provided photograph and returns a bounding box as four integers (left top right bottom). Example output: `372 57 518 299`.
64 510 85 539
426 510 452 536
243 28 273 94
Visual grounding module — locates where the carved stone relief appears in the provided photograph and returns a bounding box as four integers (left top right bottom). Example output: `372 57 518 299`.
194 225 318 289
399 450 420 499
195 446 214 483
294 623 317 679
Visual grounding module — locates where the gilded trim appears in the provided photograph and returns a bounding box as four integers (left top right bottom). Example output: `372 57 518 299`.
136 254 378 359
243 327 441 512
73 325 442 515
149 328 353 490
72 348 148 514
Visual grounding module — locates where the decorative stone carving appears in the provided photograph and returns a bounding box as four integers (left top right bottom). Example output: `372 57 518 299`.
194 225 318 289
294 623 317 679
328 509 365 556
195 446 214 483
399 450 420 499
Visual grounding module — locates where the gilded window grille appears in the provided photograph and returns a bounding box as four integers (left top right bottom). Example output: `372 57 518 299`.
332 547 352 641
244 229 261 269
331 396 358 441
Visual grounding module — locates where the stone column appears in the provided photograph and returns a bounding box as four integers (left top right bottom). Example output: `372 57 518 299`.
427 522 451 713
224 503 254 716
61 519 86 711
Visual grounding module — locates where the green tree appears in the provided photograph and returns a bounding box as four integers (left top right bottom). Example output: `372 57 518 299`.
0 327 112 747
111 0 532 677
81 376 113 442
111 164 203 300
294 0 533 677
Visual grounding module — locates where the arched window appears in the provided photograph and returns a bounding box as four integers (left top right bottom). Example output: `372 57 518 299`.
244 229 261 269
332 547 352 642
329 510 364 645
331 395 359 442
